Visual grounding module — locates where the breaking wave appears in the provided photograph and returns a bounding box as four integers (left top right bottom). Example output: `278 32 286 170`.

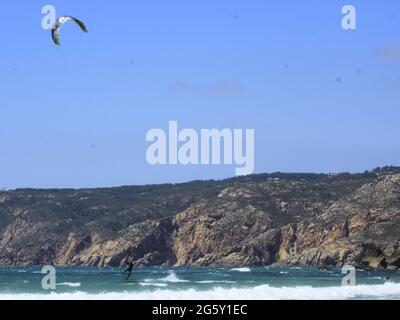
195 280 236 284
57 282 81 288
159 271 189 283
231 268 251 272
2 283 400 300
138 282 168 287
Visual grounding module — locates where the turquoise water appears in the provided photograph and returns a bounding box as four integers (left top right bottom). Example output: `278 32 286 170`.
0 266 399 300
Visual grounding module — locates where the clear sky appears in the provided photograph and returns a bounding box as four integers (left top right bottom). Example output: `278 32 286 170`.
1 0 400 188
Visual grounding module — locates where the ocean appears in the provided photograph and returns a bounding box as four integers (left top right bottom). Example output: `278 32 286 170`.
0 266 399 300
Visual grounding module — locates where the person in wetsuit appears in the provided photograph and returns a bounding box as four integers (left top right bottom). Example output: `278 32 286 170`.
123 259 134 280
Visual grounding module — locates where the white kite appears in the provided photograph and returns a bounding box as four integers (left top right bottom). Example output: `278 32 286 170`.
52 16 88 46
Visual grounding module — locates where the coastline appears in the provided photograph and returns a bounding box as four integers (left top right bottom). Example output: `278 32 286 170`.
1 167 400 270
0 266 399 300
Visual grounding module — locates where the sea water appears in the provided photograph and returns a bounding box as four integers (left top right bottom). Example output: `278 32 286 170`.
0 266 399 300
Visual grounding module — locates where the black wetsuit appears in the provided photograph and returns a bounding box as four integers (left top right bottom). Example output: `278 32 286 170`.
123 261 134 280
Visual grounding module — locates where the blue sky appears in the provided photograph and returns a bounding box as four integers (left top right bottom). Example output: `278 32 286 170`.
0 0 400 188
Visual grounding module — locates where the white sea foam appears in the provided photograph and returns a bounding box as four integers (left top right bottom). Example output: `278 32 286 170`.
231 268 251 272
159 271 189 283
195 280 236 284
57 282 81 288
138 282 168 287
1 283 400 300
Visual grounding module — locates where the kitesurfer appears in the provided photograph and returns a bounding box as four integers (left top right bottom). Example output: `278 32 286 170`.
123 259 134 280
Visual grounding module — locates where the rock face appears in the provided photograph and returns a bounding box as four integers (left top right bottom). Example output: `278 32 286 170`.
1 167 400 269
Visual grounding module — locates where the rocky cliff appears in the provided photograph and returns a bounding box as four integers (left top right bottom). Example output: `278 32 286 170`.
1 167 400 269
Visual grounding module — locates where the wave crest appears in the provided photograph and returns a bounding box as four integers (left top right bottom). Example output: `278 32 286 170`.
2 283 400 300
231 268 251 272
57 282 81 288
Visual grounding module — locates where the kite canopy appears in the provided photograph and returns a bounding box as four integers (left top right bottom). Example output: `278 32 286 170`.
52 16 88 46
